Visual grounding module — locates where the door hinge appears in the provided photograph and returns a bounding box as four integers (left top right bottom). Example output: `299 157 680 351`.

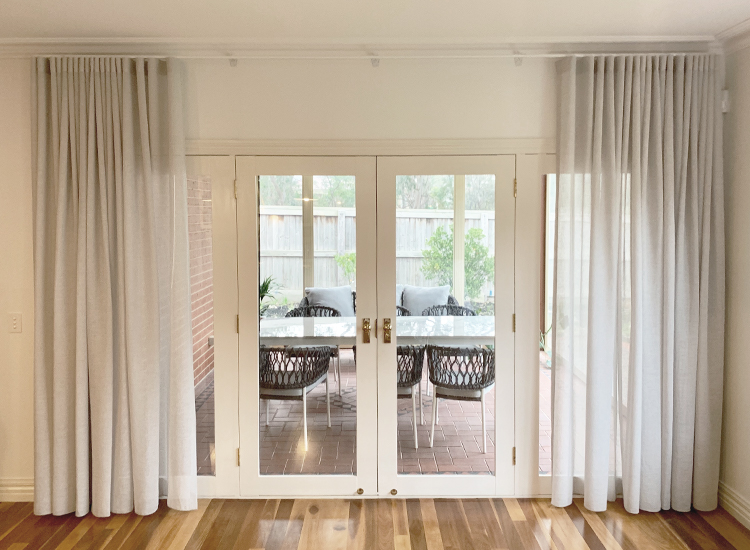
234 179 238 199
236 314 240 333
513 178 517 198
512 447 516 465
237 448 241 466
512 313 516 332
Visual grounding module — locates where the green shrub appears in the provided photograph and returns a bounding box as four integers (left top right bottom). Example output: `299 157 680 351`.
421 225 493 300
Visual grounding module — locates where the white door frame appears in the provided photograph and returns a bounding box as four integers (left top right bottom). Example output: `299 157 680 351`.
236 156 379 497
186 155 241 498
514 153 557 497
376 155 517 497
190 142 555 499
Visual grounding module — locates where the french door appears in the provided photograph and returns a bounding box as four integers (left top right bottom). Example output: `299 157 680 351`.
233 154 517 497
237 156 379 496
376 156 516 497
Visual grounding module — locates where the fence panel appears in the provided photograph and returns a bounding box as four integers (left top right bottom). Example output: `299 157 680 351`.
259 206 495 301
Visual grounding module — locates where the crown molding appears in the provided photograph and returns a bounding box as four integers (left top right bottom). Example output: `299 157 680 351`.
718 18 750 54
0 37 717 60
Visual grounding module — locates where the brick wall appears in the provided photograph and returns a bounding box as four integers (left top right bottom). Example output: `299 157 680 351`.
188 177 215 395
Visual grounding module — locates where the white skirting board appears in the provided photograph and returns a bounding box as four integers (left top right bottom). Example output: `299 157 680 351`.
0 478 34 502
3 476 748 519
719 481 750 530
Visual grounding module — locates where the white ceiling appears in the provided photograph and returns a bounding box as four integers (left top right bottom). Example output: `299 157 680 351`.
0 0 748 46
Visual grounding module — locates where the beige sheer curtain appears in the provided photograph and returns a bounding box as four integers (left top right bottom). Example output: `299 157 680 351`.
552 55 725 514
32 57 197 517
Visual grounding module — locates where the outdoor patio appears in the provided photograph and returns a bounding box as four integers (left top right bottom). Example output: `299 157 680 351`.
196 350 552 476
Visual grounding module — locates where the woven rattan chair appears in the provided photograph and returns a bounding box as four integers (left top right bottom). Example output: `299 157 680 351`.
259 345 332 450
426 344 495 453
396 305 411 316
421 304 477 316
420 304 475 400
299 291 357 312
396 305 424 442
397 345 425 448
285 305 341 318
286 305 343 395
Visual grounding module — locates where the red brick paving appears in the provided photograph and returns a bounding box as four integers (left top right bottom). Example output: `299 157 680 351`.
196 349 552 476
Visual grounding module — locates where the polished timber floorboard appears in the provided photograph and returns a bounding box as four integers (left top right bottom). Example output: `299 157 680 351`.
1 498 749 549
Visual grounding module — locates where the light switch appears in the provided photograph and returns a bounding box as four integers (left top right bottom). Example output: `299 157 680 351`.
9 312 22 333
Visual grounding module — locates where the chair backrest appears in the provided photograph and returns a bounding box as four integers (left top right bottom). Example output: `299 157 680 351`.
396 305 411 316
421 304 476 316
425 344 495 390
259 345 331 389
396 345 424 387
299 291 356 313
285 305 341 318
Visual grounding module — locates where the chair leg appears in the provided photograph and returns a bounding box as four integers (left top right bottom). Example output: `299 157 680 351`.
337 350 342 396
302 389 308 450
265 399 270 426
430 396 437 448
435 396 439 425
419 380 424 425
412 391 419 449
326 374 331 428
481 388 486 454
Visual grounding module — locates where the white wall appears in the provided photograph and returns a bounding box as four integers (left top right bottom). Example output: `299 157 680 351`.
0 56 556 498
184 57 557 140
0 58 34 499
722 43 750 525
3 51 749 520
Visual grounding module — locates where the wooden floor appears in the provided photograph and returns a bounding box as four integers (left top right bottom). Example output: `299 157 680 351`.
2 498 749 550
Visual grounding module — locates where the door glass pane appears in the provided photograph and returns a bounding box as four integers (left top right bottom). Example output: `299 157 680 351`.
259 175 304 309
258 174 357 476
395 174 495 475
540 174 555 475
188 175 216 476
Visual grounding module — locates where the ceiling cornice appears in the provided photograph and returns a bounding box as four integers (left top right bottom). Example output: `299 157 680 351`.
717 18 750 53
0 36 718 60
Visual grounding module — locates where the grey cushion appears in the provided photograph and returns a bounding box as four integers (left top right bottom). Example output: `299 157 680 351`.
396 284 405 305
402 285 450 317
305 285 355 317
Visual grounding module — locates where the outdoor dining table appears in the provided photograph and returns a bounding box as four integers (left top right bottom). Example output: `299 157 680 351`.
259 315 496 346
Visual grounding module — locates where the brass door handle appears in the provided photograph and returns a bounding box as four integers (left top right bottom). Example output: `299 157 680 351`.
383 318 392 344
362 318 371 343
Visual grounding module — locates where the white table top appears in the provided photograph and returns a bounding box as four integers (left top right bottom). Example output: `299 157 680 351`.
259 315 495 345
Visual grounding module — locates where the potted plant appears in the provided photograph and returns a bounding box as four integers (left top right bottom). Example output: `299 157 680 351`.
259 276 278 317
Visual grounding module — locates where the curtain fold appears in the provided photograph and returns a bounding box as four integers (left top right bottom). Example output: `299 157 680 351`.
33 56 197 517
551 54 724 514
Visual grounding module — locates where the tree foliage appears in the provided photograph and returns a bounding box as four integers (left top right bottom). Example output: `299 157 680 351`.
421 225 494 299
334 252 356 285
259 175 355 207
395 174 496 211
313 176 355 207
259 175 301 206
396 175 453 209
465 174 495 210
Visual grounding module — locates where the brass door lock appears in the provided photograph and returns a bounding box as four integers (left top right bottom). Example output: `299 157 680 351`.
383 318 392 343
362 318 371 343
